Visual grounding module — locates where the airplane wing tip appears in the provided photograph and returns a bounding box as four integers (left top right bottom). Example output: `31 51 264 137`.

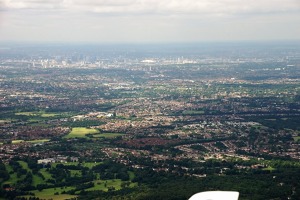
189 191 240 200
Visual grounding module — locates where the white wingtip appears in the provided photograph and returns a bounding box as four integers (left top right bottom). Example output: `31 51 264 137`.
189 191 239 200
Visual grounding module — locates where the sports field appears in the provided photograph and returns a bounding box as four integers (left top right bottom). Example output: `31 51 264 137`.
64 127 99 138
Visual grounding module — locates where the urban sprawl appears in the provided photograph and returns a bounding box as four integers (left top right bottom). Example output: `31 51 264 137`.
0 44 300 199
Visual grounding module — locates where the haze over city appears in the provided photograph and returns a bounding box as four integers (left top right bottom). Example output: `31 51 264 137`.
1 0 300 43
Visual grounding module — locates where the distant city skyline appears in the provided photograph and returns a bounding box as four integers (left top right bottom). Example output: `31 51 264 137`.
0 0 300 43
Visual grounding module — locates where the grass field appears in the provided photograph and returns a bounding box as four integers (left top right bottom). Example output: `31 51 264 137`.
3 165 19 186
28 139 50 143
15 111 60 118
86 179 123 192
41 113 60 117
64 127 99 138
12 139 49 144
81 162 102 168
293 136 300 142
4 161 45 187
85 172 137 192
70 170 82 177
18 161 30 171
23 186 77 200
3 172 20 186
32 174 44 186
92 133 124 138
8 161 137 199
52 162 101 169
15 112 39 116
12 140 24 144
40 168 52 180
263 166 276 171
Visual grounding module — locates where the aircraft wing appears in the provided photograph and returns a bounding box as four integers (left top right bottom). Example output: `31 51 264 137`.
189 191 239 200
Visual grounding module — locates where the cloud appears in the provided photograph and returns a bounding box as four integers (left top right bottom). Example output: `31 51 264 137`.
2 0 64 10
1 0 299 43
2 0 300 16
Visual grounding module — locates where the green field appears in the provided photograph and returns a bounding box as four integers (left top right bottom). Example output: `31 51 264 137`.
23 187 77 200
70 170 82 177
4 161 45 187
41 113 60 117
15 111 60 118
293 136 300 142
52 162 101 169
40 168 52 179
86 179 137 192
12 140 24 144
32 174 44 186
28 139 50 143
23 179 136 198
87 171 138 191
262 166 276 171
81 162 102 168
11 139 49 144
4 160 137 199
92 133 124 138
3 172 20 186
64 127 99 138
15 112 39 116
18 161 30 170
86 179 122 191
3 165 19 186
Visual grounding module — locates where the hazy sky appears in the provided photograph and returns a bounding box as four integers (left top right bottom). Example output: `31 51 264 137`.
0 0 300 43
